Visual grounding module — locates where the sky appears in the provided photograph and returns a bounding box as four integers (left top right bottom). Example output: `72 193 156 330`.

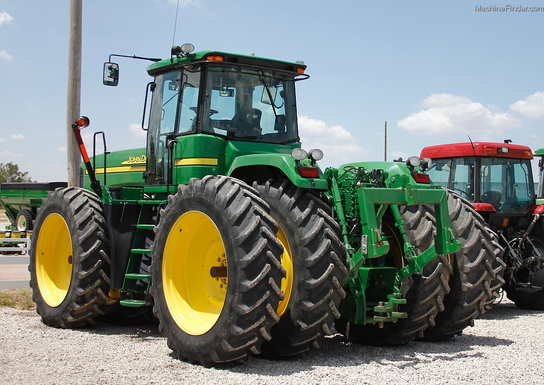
1 0 544 183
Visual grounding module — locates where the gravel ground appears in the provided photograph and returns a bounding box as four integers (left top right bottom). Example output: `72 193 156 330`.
0 295 542 385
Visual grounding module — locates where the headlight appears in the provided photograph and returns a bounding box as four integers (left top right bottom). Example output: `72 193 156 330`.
308 149 323 161
406 156 421 167
291 148 307 161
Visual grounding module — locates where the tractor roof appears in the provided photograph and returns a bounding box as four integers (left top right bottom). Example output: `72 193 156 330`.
420 141 534 160
146 50 307 77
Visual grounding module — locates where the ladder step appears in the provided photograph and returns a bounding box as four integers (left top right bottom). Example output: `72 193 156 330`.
131 248 151 254
125 273 152 280
136 224 155 230
137 200 165 205
119 299 148 308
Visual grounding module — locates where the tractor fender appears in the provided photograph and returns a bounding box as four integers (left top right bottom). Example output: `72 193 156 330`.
227 153 328 190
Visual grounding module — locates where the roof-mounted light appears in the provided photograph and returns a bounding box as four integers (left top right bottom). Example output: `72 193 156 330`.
206 55 224 62
171 43 195 57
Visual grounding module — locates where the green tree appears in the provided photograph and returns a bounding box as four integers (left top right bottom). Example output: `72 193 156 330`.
0 162 32 183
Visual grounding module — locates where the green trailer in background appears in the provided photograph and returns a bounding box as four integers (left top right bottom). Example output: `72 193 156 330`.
0 182 67 231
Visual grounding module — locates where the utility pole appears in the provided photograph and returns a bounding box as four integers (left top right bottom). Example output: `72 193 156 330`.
66 0 82 186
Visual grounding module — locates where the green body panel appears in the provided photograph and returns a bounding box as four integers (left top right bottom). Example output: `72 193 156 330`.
84 135 328 192
82 148 147 190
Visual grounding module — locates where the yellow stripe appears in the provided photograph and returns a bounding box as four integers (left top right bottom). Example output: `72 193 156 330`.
174 158 218 166
87 165 147 175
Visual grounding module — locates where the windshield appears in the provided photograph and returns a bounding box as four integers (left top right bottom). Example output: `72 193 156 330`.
428 156 534 212
201 66 299 143
480 157 534 212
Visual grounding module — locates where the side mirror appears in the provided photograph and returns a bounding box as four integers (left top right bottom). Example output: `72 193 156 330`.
103 62 119 86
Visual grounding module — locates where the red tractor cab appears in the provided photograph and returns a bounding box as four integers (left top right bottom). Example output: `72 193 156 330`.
421 141 544 310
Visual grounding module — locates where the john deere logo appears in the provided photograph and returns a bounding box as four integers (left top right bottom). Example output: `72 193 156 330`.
121 155 147 165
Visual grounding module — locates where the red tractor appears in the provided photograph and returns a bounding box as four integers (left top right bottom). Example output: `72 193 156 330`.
421 141 544 310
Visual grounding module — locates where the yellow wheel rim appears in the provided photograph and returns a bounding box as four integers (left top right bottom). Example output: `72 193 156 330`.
163 211 227 335
276 225 293 317
35 213 73 307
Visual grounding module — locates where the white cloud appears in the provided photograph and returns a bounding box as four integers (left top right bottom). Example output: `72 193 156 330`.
0 11 14 26
57 147 67 154
0 138 5 143
0 150 23 158
298 116 365 165
398 93 520 136
0 49 12 60
129 123 147 138
510 92 544 118
298 116 356 142
10 133 25 140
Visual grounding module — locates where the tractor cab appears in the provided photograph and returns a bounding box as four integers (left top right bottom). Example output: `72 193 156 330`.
104 45 311 190
421 141 536 230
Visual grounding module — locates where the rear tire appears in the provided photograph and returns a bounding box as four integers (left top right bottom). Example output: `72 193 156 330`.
254 179 347 357
29 187 110 328
422 191 505 341
150 176 284 366
345 204 452 345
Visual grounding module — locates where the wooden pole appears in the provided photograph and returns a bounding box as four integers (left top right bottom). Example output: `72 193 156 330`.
66 0 82 186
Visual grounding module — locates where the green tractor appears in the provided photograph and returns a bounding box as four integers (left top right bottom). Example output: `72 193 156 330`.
29 45 503 366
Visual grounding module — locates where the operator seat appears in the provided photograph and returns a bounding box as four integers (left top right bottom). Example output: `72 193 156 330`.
481 191 502 211
231 108 262 135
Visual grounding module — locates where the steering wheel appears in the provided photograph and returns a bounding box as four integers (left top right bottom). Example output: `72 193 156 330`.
451 188 470 199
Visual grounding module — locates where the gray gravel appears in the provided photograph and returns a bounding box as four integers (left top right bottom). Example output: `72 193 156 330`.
1 295 542 385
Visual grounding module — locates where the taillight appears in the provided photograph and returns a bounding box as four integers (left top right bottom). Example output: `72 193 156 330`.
534 205 544 214
412 173 430 183
298 166 319 178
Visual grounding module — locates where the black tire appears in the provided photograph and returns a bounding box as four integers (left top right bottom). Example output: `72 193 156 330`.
422 191 505 341
29 187 110 328
254 179 347 357
16 209 34 231
345 204 452 345
150 176 285 366
503 234 544 310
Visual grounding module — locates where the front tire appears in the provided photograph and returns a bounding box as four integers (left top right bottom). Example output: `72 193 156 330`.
150 176 285 366
29 187 110 328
